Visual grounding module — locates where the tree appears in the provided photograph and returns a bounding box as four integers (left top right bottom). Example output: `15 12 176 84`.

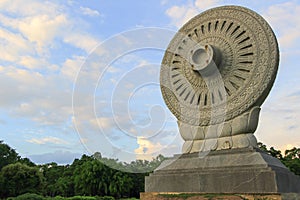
108 171 132 198
0 141 175 198
73 156 106 196
269 147 283 160
282 147 300 176
285 147 300 159
20 157 35 167
257 142 300 176
127 172 145 198
41 162 66 197
0 141 20 170
0 163 44 198
54 164 76 197
257 142 268 152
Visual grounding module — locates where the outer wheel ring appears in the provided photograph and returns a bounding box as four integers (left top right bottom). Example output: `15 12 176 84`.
160 6 279 126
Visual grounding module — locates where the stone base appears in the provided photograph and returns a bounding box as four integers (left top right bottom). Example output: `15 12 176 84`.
145 148 300 193
140 192 287 200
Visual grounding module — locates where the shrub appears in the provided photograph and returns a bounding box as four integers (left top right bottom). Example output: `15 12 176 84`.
96 196 115 200
51 196 66 200
69 196 96 200
12 193 45 200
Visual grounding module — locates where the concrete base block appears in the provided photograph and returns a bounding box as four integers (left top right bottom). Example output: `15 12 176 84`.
145 148 300 193
140 193 287 200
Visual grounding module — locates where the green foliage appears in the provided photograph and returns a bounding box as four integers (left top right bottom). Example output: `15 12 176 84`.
8 193 44 200
73 158 106 196
0 163 44 197
2 140 299 199
258 142 300 176
7 194 116 200
0 141 36 198
268 147 283 160
97 196 115 200
72 155 135 198
257 142 268 152
282 147 300 175
0 141 166 199
51 196 65 200
19 157 36 167
41 162 66 197
0 140 20 170
68 196 97 200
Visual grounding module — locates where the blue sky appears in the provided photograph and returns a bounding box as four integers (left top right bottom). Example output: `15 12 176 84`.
0 0 300 164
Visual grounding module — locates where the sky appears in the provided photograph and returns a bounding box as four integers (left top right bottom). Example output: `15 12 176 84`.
0 0 300 165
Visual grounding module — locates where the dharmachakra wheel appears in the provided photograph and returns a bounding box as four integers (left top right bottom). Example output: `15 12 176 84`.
160 6 279 126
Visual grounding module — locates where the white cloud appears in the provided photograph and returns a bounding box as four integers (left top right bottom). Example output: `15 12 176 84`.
256 88 300 152
0 0 62 17
0 3 68 53
19 56 59 71
0 27 35 62
135 137 163 160
263 1 300 49
194 0 220 10
0 63 75 126
0 1 100 54
0 0 180 163
165 5 198 28
61 56 85 81
27 136 69 145
19 56 45 70
80 6 101 17
89 117 113 131
254 1 300 151
63 33 99 53
18 14 68 49
0 0 101 128
165 0 221 28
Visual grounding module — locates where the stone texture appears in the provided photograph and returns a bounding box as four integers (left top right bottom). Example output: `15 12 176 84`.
140 193 284 200
145 148 300 193
160 5 279 126
179 106 261 153
159 5 280 154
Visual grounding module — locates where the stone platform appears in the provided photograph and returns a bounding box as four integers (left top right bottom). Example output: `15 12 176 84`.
140 192 300 200
145 148 300 193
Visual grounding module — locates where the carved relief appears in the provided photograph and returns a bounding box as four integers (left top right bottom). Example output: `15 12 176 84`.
160 6 279 126
160 6 279 152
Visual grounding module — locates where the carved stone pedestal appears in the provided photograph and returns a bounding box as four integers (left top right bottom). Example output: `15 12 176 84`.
152 4 299 198
140 193 300 200
145 148 300 193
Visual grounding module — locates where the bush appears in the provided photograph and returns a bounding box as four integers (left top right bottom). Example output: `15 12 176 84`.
96 196 115 200
69 196 96 200
11 193 45 200
7 195 116 200
50 196 65 200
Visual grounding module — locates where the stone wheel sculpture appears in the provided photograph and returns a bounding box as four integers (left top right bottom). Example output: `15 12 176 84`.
160 6 279 152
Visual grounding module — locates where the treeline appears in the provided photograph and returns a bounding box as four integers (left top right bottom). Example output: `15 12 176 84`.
258 142 300 175
0 141 165 199
0 141 299 199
